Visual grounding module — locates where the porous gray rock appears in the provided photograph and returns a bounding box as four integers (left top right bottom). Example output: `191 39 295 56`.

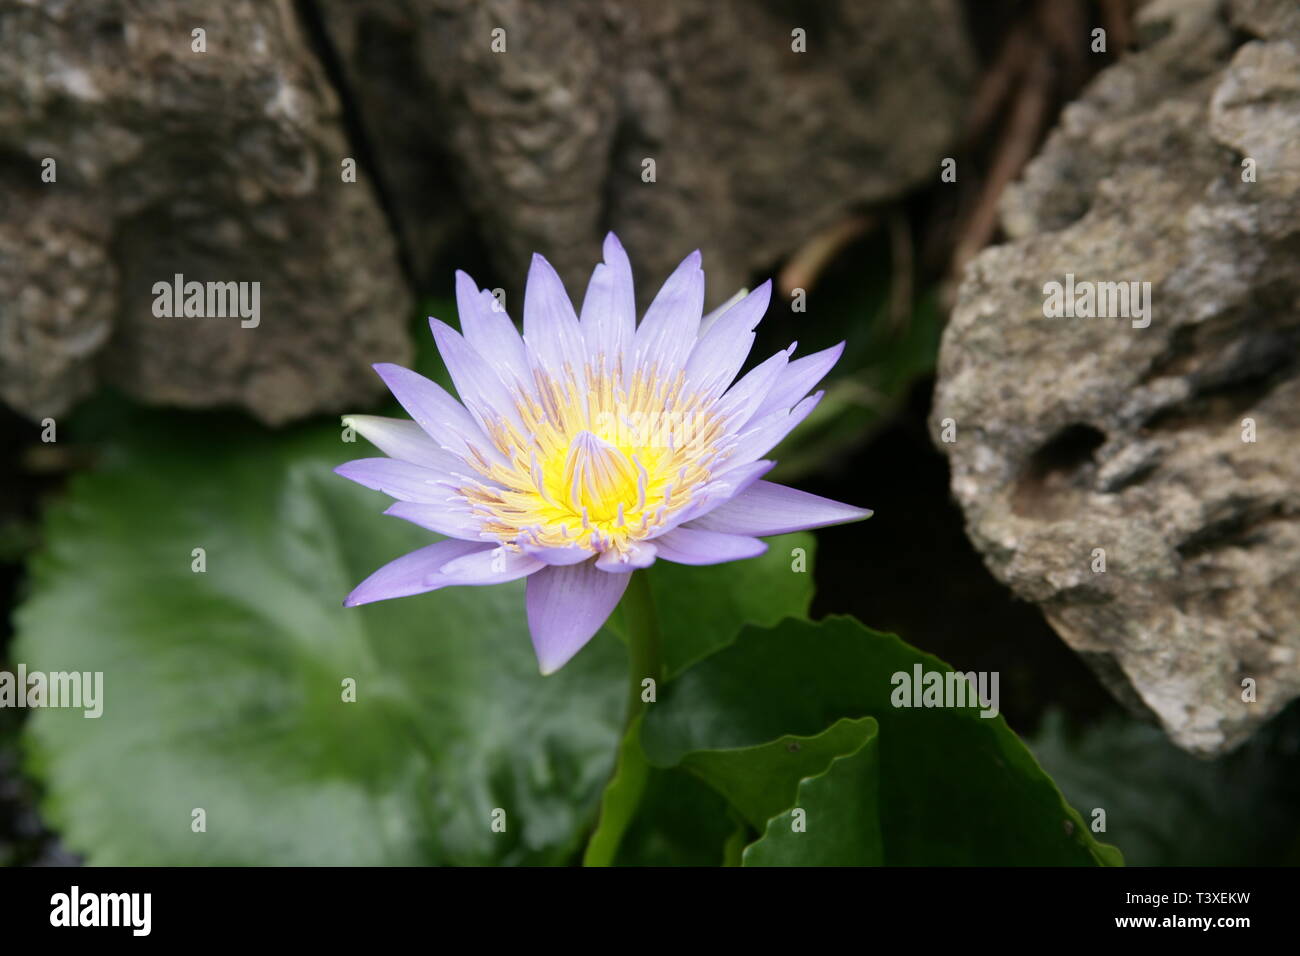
3 0 973 423
317 0 974 305
0 0 412 425
934 0 1300 755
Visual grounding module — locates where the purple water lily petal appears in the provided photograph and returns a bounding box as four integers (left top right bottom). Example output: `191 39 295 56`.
455 270 532 392
580 233 636 371
752 341 845 419
686 480 872 537
526 562 630 674
634 250 704 376
651 460 778 538
335 458 459 503
712 343 794 428
524 253 587 385
713 458 778 496
651 527 768 565
523 543 596 566
344 539 489 606
372 363 502 467
595 540 658 573
697 287 749 337
343 416 471 475
683 280 772 398
432 546 545 585
384 500 485 541
720 390 824 469
429 318 524 434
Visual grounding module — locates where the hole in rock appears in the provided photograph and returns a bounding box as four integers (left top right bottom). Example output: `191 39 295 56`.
1012 423 1106 518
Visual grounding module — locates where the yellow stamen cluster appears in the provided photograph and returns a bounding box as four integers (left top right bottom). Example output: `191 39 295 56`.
459 360 726 556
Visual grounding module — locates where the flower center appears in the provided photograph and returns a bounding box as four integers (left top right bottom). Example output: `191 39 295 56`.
559 430 639 522
458 363 725 555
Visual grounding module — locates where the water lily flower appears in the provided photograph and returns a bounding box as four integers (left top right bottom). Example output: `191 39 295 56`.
336 234 870 674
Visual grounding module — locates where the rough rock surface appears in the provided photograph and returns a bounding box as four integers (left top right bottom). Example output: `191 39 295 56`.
0 0 411 425
2 0 972 424
317 0 974 305
933 0 1300 755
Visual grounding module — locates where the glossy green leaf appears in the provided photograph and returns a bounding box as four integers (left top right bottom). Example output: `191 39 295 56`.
14 410 818 865
744 722 884 866
677 716 876 830
636 533 815 679
642 616 1123 866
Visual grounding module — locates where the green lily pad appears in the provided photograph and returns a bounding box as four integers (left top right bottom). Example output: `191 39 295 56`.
744 722 884 866
642 616 1123 866
14 411 815 865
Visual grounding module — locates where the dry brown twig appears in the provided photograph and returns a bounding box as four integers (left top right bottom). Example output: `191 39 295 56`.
777 214 874 298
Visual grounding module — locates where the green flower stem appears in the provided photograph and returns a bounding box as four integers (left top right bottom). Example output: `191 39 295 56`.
621 569 662 727
582 570 661 866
